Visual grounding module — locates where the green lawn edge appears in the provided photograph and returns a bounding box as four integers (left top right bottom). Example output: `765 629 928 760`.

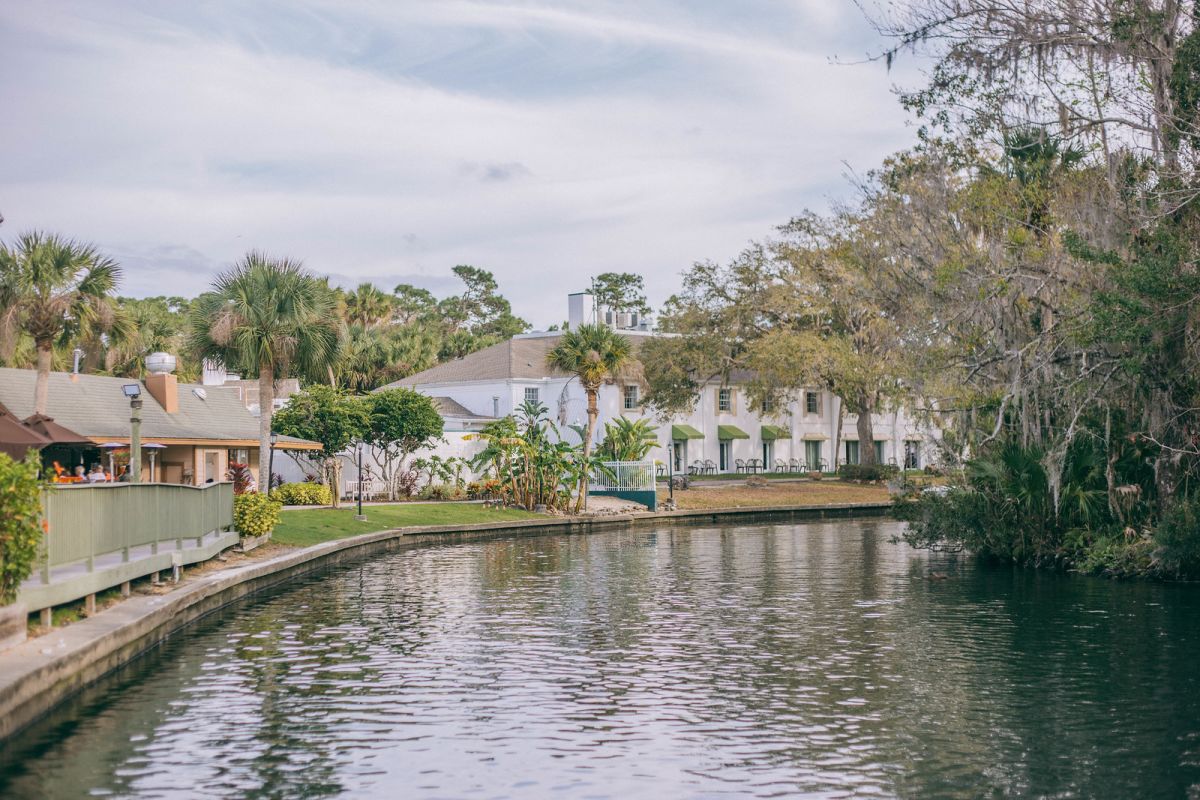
273 503 544 547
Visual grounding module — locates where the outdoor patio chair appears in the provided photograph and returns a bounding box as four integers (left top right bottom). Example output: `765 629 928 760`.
774 459 788 472
703 459 716 474
750 458 763 473
789 458 801 472
734 458 746 473
690 460 704 476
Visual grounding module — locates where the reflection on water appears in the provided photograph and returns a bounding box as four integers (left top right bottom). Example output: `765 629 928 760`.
1 520 1199 798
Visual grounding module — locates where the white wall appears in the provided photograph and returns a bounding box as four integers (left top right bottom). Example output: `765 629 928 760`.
400 378 943 475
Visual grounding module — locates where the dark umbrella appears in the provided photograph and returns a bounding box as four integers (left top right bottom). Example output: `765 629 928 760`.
22 413 92 446
0 404 51 461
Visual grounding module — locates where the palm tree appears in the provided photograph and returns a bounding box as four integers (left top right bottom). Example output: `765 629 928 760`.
343 282 394 328
0 232 122 414
187 252 342 487
546 323 631 511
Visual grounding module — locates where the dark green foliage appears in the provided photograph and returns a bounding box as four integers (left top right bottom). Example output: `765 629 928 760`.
273 386 369 464
1154 499 1200 579
0 453 43 605
838 464 900 482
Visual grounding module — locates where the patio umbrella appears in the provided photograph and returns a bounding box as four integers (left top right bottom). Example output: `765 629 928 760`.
0 404 51 461
23 413 92 446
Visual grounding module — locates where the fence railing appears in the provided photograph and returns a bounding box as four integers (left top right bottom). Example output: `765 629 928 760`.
590 461 656 491
33 482 235 590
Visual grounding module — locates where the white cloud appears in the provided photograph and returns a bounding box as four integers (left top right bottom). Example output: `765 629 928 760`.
0 0 920 325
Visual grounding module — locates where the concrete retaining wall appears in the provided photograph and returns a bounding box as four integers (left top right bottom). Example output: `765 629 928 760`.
0 502 890 743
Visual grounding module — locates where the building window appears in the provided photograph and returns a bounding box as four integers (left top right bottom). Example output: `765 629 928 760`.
875 440 886 464
805 391 820 415
717 387 733 413
719 440 731 471
845 440 859 465
805 441 823 471
524 387 539 405
761 395 775 413
623 385 639 410
904 441 921 469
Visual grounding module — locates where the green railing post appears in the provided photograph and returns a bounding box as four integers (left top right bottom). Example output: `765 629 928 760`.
40 488 50 585
86 488 95 573
151 486 159 555
122 488 131 563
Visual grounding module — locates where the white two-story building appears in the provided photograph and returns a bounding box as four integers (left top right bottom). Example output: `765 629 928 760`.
382 293 941 476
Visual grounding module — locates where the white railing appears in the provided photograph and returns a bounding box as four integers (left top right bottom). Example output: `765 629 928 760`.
590 461 656 491
345 479 386 501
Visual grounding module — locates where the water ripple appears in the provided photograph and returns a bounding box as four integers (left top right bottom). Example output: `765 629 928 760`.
2 520 1199 799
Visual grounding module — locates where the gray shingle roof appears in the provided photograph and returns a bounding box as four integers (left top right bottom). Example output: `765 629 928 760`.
384 334 656 388
430 396 495 420
383 336 571 387
0 368 318 449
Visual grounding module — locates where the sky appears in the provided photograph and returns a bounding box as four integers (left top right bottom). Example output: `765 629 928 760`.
0 1 920 329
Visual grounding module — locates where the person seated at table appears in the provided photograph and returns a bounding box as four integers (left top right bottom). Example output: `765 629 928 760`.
72 465 87 481
116 464 131 482
87 464 107 482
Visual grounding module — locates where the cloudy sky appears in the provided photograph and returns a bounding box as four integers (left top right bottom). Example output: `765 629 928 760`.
0 1 918 328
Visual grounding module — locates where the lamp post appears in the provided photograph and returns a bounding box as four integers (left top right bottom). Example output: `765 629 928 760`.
668 444 675 506
122 384 142 483
355 445 367 521
267 432 278 495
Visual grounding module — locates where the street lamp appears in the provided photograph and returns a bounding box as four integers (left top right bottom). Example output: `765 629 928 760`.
122 384 142 484
267 432 278 495
355 444 367 521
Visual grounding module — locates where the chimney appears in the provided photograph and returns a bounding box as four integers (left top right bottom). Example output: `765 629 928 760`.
567 292 594 329
144 352 179 413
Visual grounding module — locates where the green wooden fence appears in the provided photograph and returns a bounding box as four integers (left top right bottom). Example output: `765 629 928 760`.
19 482 237 613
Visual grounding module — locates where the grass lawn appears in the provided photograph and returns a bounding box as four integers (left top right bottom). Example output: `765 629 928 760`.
273 502 544 547
661 480 890 510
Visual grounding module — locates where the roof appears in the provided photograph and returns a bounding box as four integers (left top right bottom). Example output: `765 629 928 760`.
383 332 758 391
0 368 320 450
385 334 653 389
430 396 495 421
386 336 572 386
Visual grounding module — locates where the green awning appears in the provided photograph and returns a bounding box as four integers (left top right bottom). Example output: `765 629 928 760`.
717 424 750 440
672 424 704 440
761 425 790 441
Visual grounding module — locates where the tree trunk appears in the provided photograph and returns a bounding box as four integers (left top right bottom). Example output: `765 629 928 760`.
328 457 342 509
577 388 599 513
34 343 52 415
258 366 275 494
833 399 845 470
856 406 877 467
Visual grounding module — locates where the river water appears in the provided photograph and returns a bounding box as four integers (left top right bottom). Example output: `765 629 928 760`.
1 519 1198 799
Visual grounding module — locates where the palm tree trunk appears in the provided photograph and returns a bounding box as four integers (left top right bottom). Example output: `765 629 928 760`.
259 366 275 493
577 389 599 513
34 342 53 415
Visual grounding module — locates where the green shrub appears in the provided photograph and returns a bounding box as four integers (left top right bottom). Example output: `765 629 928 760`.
419 483 460 501
1154 498 1200 579
234 492 282 538
0 454 43 605
273 482 332 506
1076 531 1156 578
838 463 900 482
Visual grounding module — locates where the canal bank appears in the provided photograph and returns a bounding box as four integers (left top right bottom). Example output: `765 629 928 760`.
0 502 890 743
